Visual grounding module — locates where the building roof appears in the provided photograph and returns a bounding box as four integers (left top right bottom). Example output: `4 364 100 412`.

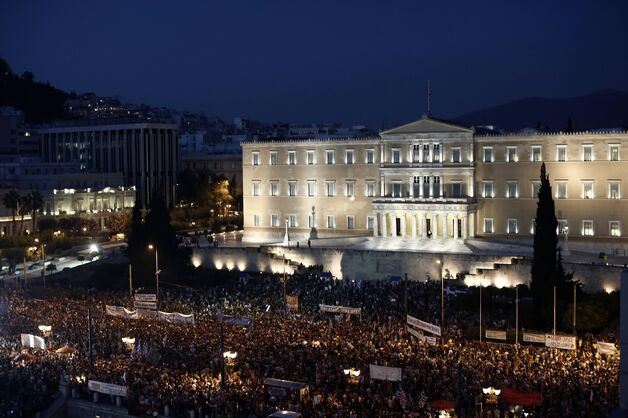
381 114 472 135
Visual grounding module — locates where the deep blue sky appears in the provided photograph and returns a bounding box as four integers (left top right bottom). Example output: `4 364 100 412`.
2 0 628 127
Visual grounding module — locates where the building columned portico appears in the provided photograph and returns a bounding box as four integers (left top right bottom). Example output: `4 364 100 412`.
372 198 475 239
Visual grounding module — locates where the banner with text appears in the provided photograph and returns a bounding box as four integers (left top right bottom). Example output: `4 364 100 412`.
407 326 437 345
369 364 402 382
545 334 576 350
406 315 441 337
134 294 157 310
20 334 45 350
319 304 362 316
597 342 618 356
522 333 546 344
105 305 138 320
485 330 507 341
158 311 195 324
286 295 299 312
106 305 194 324
88 380 128 397
218 313 253 327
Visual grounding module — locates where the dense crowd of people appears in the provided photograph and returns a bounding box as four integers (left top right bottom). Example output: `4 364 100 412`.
0 266 620 417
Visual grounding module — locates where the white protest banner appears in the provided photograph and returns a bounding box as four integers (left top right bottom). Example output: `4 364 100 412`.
406 315 441 337
407 327 437 345
88 380 128 397
545 334 576 350
597 342 617 356
218 313 253 327
369 364 402 382
134 293 157 302
485 330 507 341
20 333 45 350
319 304 362 316
137 309 158 319
523 332 546 344
134 301 157 310
105 306 138 319
158 311 195 324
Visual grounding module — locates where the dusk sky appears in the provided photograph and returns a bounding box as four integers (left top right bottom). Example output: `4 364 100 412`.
2 0 628 127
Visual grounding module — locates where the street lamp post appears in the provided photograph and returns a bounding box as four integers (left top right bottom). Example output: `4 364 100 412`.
148 244 160 301
437 259 444 334
283 218 290 246
40 243 45 288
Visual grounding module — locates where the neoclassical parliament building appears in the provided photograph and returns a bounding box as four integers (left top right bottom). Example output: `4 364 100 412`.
242 115 628 252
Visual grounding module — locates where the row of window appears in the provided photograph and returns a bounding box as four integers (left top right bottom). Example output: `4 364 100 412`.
251 180 377 197
483 218 622 237
481 144 621 163
251 149 376 166
481 180 622 199
253 213 376 230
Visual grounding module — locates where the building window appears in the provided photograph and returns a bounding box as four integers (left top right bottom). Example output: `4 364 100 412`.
609 182 620 199
307 150 315 165
423 144 430 162
325 150 335 164
308 215 315 228
287 151 297 165
307 181 316 197
392 183 402 198
582 182 594 199
252 151 260 166
270 214 279 227
484 218 494 233
433 144 441 162
269 151 278 165
392 148 401 164
506 182 518 198
366 181 376 197
288 214 297 227
610 144 620 161
252 182 261 196
451 147 461 163
482 181 494 198
325 181 335 197
326 215 336 229
556 145 567 162
556 182 567 199
346 181 355 197
288 181 297 197
451 182 462 198
507 146 518 162
583 145 592 162
531 145 542 162
530 219 536 234
558 219 568 235
582 220 594 236
531 181 541 198
507 219 518 234
367 216 375 230
365 149 375 164
270 181 279 196
483 147 493 162
253 214 260 226
347 216 355 230
345 149 354 164
610 221 621 237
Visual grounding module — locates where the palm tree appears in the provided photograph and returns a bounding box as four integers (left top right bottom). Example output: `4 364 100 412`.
28 191 44 232
2 190 21 236
19 194 33 235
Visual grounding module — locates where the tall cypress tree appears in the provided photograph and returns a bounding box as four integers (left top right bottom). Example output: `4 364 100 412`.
530 163 558 324
145 190 186 274
127 201 150 287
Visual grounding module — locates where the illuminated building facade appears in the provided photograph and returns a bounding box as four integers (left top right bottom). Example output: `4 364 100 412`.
242 116 628 252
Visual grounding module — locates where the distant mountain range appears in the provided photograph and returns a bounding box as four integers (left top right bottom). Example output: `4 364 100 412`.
452 89 628 132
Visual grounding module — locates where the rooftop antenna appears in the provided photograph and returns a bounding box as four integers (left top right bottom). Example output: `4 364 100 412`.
427 80 432 117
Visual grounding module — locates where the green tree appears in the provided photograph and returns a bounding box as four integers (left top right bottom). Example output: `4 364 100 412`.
126 201 149 286
2 190 21 236
28 191 44 232
18 193 32 235
209 179 234 218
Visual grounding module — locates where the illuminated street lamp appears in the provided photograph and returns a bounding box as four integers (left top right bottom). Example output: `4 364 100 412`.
483 387 501 405
437 258 444 334
121 337 135 351
38 325 52 337
147 244 161 300
343 368 361 383
223 351 238 365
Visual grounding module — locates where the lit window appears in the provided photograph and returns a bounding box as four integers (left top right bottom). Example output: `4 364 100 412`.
484 218 494 233
423 144 430 162
392 149 401 164
557 219 568 235
270 214 279 227
307 181 316 197
367 216 375 230
610 221 621 237
326 215 336 229
451 147 461 163
308 215 315 228
269 151 278 165
288 181 297 197
507 219 518 234
345 149 354 164
582 220 594 236
556 145 567 162
582 182 594 199
556 182 567 199
582 145 592 162
506 182 518 198
288 214 297 227
531 182 540 198
433 144 441 162
507 146 518 162
325 181 335 197
531 146 542 162
610 144 620 161
483 147 493 162
530 219 535 234
392 183 402 198
366 181 376 197
253 214 260 226
270 181 279 196
609 182 620 199
365 149 375 164
287 151 297 165
251 151 260 166
325 150 335 164
346 182 355 197
252 182 261 196
451 183 462 198
306 150 315 165
347 216 355 230
482 181 494 198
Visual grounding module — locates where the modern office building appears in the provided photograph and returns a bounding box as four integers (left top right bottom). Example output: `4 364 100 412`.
242 115 628 253
39 121 179 208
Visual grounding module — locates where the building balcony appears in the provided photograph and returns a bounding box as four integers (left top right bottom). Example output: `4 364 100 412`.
372 195 476 205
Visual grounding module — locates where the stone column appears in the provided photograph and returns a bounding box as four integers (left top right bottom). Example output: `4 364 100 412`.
381 212 387 238
400 214 406 238
443 213 448 239
391 214 397 237
462 215 468 239
373 213 379 237
454 215 459 239
469 213 475 238
421 213 427 238
411 214 417 238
